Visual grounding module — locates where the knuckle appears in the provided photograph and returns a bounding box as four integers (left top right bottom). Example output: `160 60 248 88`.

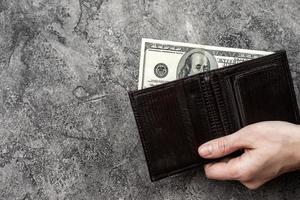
242 124 265 143
244 123 261 134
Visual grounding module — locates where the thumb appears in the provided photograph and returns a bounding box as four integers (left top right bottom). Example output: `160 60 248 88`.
198 130 251 159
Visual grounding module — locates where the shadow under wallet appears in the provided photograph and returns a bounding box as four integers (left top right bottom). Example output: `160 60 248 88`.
128 50 300 181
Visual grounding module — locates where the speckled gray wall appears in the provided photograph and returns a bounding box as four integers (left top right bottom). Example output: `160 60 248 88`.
0 0 300 199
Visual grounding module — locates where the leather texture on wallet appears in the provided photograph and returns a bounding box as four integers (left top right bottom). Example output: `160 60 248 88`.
128 50 300 181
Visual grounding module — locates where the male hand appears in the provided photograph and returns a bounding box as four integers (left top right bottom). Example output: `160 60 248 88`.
198 121 300 189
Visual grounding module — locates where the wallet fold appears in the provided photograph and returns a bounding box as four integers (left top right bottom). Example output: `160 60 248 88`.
129 50 300 181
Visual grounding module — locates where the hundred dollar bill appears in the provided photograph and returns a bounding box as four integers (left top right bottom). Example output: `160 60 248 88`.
138 38 273 89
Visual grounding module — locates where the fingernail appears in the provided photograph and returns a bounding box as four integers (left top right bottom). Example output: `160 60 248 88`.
198 144 212 157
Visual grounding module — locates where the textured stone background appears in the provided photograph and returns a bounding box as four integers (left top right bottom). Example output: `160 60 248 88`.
1 0 300 199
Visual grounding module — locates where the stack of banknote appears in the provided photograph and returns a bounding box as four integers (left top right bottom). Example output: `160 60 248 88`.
138 38 272 89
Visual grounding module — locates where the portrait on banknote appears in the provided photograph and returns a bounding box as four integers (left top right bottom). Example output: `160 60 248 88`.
176 49 218 78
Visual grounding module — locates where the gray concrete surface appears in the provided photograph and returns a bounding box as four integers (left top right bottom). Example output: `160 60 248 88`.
1 0 300 199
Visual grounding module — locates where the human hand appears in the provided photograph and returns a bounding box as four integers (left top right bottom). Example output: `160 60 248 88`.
198 121 300 189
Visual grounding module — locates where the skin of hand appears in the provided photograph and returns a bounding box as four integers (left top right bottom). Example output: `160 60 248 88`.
198 121 300 189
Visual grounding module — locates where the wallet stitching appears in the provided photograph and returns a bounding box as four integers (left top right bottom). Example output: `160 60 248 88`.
212 75 228 135
199 75 216 137
213 75 233 135
201 73 226 137
208 78 223 136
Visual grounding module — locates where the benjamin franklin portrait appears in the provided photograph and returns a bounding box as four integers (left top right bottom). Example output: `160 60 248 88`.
177 49 218 79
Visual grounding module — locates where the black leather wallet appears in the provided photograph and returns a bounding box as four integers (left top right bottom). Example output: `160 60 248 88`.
129 50 300 181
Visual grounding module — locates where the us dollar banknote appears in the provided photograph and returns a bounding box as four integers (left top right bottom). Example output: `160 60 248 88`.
138 38 272 89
